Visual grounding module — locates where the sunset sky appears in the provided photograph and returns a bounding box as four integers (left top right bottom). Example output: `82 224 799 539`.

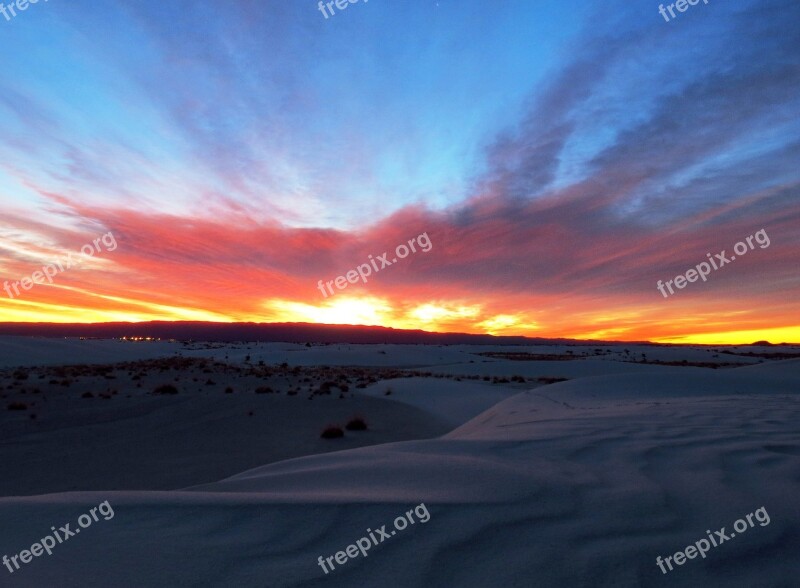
0 0 798 344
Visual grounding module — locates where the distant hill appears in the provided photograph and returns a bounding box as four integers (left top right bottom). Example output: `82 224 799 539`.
0 321 633 345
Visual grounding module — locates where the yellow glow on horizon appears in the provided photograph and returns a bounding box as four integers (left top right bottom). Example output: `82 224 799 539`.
476 314 540 335
1 291 798 345
409 303 482 323
264 297 395 326
651 325 800 345
0 289 232 323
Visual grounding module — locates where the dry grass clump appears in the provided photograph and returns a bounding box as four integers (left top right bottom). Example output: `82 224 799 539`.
345 417 368 431
320 425 344 439
153 384 179 395
537 377 569 385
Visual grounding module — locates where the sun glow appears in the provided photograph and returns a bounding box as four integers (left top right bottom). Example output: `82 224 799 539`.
264 297 395 326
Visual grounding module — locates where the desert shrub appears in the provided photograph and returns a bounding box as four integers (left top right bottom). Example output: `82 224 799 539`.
81 392 94 398
225 387 234 394
537 377 569 385
316 381 338 395
320 425 344 439
153 384 179 395
345 417 368 431
255 386 274 394
7 402 27 411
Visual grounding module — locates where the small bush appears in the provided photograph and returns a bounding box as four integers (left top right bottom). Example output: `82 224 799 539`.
318 381 338 394
384 387 392 396
255 386 274 394
153 384 179 395
320 425 344 439
345 417 368 431
537 377 569 385
82 392 94 399
225 387 234 394
7 402 27 411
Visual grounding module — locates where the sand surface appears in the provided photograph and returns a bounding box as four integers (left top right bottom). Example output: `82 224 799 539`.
0 337 798 587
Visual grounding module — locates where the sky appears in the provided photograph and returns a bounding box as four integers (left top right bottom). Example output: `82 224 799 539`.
0 0 798 344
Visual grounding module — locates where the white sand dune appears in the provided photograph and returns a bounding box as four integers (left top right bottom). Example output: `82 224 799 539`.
359 377 519 427
0 343 798 587
0 336 182 368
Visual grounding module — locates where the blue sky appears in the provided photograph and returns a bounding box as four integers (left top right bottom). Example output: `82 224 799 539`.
0 0 594 227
